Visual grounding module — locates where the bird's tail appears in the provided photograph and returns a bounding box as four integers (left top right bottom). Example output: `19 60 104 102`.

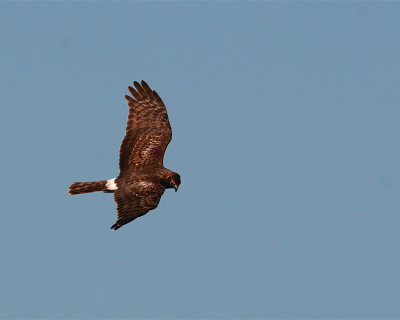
68 180 110 195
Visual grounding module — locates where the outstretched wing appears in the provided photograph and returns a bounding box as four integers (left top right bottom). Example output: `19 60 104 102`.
119 81 172 176
111 182 165 230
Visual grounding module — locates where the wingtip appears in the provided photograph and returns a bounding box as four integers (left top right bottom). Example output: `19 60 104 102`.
110 223 121 230
124 94 135 103
128 86 140 100
152 90 163 103
128 80 158 101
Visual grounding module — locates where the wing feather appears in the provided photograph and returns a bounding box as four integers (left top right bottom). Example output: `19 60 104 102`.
124 95 135 103
133 81 147 98
128 86 141 100
140 80 153 97
119 81 172 175
111 182 164 230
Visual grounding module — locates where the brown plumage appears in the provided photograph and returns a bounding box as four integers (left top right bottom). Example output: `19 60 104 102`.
68 81 181 230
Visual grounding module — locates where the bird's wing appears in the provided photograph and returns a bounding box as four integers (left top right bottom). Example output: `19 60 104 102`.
119 81 172 176
111 181 165 230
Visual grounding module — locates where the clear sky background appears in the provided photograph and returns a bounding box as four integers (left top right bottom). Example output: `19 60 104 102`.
1 1 400 319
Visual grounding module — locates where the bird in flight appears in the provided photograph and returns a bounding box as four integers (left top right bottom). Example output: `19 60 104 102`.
68 81 181 230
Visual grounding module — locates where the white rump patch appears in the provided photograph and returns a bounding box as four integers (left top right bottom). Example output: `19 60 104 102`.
105 178 118 191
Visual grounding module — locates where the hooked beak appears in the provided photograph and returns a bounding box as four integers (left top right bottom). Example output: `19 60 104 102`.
173 184 179 192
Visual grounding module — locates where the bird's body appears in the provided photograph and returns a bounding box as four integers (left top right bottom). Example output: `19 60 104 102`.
68 81 180 230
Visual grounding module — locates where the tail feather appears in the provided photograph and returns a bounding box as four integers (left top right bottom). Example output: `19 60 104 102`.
68 180 108 195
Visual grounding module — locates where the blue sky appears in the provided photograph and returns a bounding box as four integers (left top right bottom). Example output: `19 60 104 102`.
1 2 400 318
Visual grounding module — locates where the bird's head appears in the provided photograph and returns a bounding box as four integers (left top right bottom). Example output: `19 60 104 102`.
170 172 181 192
160 170 181 191
164 172 181 192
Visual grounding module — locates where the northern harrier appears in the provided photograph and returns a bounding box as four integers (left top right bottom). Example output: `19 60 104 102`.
68 81 181 230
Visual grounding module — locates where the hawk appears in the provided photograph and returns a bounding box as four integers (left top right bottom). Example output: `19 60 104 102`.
68 81 181 230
